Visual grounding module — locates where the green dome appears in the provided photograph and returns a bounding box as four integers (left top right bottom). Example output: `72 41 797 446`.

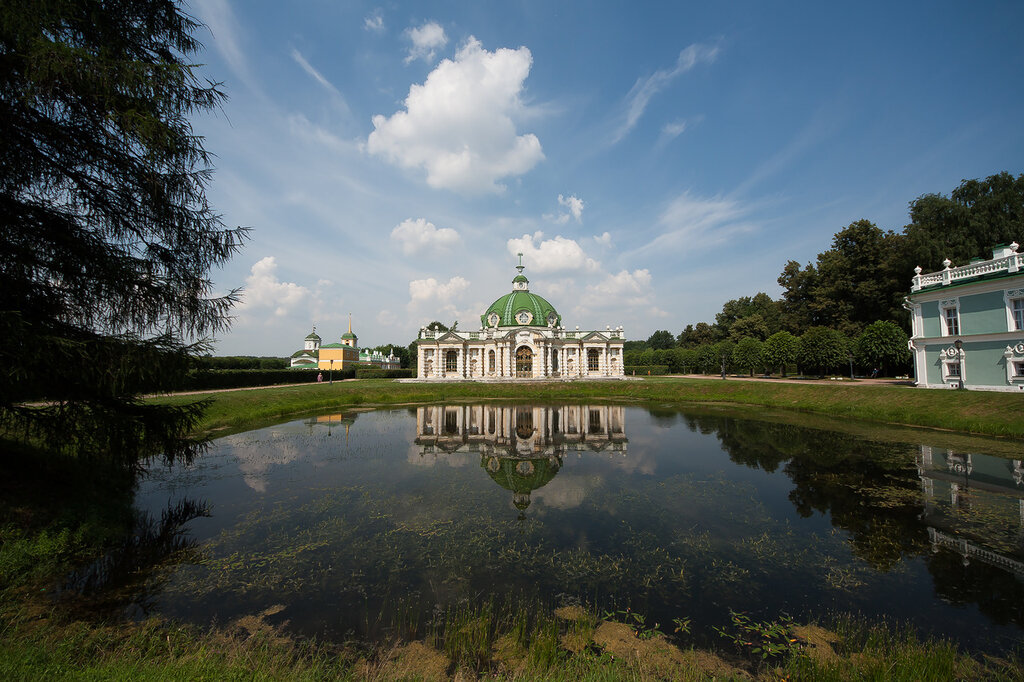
341 332 357 340
481 268 561 328
481 455 562 509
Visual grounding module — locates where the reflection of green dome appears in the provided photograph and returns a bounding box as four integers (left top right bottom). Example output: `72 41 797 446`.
481 266 561 328
482 455 561 509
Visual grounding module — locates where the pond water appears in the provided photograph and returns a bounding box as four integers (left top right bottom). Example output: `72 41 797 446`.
121 403 1023 654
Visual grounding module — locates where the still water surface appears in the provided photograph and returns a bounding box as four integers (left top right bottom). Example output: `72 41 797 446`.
128 404 1024 654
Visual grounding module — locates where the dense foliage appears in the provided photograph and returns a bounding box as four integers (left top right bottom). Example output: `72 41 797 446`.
0 0 244 466
628 172 1022 378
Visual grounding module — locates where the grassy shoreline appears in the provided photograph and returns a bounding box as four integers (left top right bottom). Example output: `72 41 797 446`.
5 377 1023 680
152 376 1024 442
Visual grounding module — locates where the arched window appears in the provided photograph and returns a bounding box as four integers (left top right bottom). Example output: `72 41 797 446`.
587 348 600 372
445 350 458 372
516 346 533 377
488 349 496 373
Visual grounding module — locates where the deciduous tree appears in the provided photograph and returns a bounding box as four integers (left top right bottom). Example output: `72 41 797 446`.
732 337 763 377
797 327 849 376
855 321 911 377
762 331 799 376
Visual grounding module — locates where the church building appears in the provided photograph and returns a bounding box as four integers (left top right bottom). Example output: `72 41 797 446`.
414 258 626 380
288 316 400 371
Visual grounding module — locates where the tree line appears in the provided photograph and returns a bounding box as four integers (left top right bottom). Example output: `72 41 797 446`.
626 172 1024 377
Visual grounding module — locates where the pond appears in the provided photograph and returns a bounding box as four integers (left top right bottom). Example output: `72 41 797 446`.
108 403 1023 655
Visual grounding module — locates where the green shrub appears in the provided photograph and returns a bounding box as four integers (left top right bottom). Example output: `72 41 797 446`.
624 365 670 375
354 368 414 379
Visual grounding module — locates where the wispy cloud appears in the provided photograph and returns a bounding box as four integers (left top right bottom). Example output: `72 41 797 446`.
290 48 338 96
364 10 385 33
612 42 719 144
625 192 757 260
195 0 260 94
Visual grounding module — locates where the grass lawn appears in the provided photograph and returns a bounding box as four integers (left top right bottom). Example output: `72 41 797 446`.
151 376 1024 442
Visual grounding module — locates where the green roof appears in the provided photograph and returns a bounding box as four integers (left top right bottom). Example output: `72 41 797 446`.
305 332 321 341
482 291 560 327
341 332 357 340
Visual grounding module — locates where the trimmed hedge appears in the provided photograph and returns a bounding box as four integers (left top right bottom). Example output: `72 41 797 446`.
355 368 414 379
624 365 670 375
183 368 356 390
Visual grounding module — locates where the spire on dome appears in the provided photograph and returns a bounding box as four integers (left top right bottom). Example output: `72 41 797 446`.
516 252 525 274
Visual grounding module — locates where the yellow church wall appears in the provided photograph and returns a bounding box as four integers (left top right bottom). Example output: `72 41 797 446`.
318 346 359 370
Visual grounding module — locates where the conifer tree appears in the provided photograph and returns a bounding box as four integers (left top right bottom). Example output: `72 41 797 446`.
0 1 247 468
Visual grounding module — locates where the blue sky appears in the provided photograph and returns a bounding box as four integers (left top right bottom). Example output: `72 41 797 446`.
190 0 1024 356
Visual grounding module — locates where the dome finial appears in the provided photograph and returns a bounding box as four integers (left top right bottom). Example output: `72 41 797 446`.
516 252 525 274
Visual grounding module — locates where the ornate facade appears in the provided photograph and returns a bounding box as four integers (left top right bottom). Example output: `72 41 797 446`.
414 260 626 380
906 242 1024 391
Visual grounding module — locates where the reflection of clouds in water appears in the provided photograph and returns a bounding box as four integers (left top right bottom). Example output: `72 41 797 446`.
602 437 657 475
223 433 306 493
532 474 594 509
406 446 471 468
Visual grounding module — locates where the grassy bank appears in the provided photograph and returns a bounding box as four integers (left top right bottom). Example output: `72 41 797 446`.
3 596 1021 681
152 377 1024 441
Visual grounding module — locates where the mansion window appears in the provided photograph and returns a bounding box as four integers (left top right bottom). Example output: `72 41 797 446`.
943 306 959 336
1014 361 1024 378
1012 297 1024 331
488 350 496 373
587 349 600 372
943 361 961 381
445 350 458 372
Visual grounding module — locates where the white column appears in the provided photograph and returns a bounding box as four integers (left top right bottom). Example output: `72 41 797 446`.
435 350 442 378
545 346 552 377
457 347 464 378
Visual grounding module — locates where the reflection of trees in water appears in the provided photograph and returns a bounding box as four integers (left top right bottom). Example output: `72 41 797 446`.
684 412 1023 627
924 550 1024 628
62 498 209 615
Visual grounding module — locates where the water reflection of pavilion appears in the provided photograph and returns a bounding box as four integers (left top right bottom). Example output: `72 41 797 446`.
415 405 627 511
415 404 627 456
917 445 1024 577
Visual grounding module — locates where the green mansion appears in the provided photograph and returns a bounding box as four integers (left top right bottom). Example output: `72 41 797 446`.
906 242 1024 391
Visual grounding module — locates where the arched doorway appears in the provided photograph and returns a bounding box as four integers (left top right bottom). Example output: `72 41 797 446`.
516 346 533 378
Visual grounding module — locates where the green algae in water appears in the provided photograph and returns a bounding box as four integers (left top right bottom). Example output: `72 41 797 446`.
122 404 1024 656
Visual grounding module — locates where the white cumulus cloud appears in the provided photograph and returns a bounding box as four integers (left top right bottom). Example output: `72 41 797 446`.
581 268 668 319
408 276 471 309
391 218 460 255
558 194 584 222
404 21 448 64
237 257 310 317
367 37 544 194
507 233 600 273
